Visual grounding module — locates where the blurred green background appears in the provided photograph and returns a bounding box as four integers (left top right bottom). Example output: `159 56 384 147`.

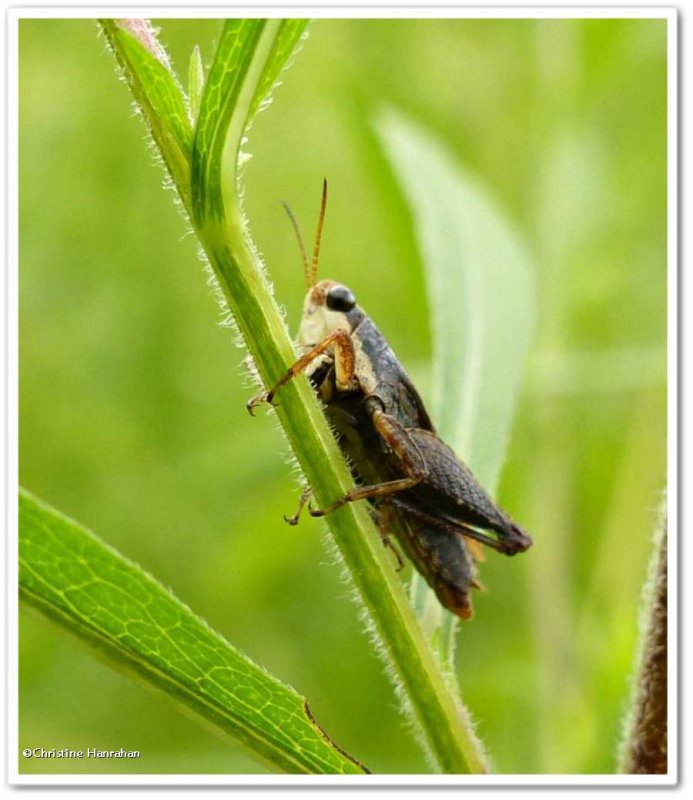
19 17 667 774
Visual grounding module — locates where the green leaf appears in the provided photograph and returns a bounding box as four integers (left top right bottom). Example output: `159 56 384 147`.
374 109 535 659
100 19 193 203
375 108 535 488
192 19 267 223
188 44 205 122
248 20 310 122
19 488 368 775
191 18 308 224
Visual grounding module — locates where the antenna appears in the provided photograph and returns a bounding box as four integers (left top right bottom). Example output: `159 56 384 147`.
309 178 328 288
281 201 311 289
281 179 328 289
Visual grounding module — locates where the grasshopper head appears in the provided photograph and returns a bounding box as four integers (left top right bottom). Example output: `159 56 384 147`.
299 279 359 349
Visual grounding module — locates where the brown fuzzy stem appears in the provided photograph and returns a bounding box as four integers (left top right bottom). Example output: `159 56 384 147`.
621 520 668 774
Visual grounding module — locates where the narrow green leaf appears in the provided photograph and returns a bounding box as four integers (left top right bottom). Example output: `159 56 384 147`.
248 19 310 122
374 109 535 660
191 19 308 224
192 19 268 223
100 19 193 203
376 109 535 489
188 44 205 122
18 488 368 775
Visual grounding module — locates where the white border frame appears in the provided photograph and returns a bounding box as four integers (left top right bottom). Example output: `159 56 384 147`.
5 4 678 788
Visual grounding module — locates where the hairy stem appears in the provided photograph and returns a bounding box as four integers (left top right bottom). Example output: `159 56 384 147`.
100 18 489 773
618 514 668 774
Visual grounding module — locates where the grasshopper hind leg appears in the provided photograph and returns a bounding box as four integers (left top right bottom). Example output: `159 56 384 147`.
308 406 428 518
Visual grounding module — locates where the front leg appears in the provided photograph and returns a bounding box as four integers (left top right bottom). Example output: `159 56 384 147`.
246 329 356 415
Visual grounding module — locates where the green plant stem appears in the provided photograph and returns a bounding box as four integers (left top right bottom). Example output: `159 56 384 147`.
100 18 489 774
205 216 488 775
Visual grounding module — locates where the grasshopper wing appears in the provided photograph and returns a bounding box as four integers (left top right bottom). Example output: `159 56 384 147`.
401 429 533 555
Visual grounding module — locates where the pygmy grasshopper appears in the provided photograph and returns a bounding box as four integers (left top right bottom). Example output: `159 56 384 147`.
248 181 532 619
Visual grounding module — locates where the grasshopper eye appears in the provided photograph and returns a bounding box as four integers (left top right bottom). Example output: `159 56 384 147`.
326 285 356 312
